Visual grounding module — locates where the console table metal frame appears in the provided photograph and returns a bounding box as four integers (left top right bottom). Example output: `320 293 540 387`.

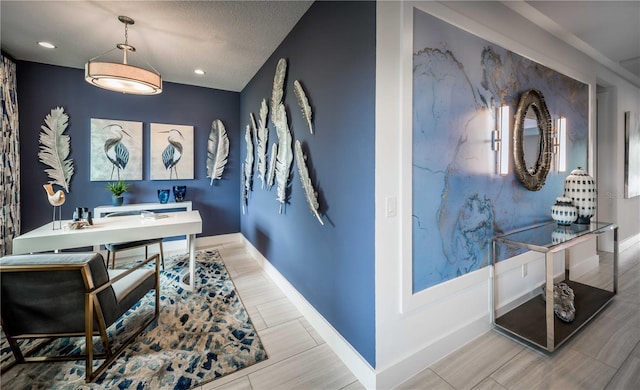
492 221 618 352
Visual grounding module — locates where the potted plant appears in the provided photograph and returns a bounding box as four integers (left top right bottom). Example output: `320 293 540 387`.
106 181 129 206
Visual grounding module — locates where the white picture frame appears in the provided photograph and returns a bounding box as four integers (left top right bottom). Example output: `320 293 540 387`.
150 123 194 180
90 118 143 181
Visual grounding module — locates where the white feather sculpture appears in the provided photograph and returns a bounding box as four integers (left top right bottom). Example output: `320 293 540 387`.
256 99 269 188
271 58 287 125
295 140 323 225
293 80 313 134
38 107 74 192
243 124 254 211
206 119 229 185
274 103 292 213
267 143 277 190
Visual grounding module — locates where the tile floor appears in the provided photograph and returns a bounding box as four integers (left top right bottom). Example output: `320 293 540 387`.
193 240 639 390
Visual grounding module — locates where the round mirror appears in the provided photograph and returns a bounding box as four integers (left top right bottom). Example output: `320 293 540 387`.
513 89 552 191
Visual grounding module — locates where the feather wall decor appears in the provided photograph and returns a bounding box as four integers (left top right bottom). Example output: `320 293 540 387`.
257 99 269 188
274 103 293 213
293 80 313 134
243 124 254 213
295 140 323 225
38 107 74 192
267 143 277 190
270 58 287 126
206 119 229 185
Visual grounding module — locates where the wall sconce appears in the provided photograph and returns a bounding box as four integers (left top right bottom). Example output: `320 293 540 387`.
491 105 510 176
553 117 567 172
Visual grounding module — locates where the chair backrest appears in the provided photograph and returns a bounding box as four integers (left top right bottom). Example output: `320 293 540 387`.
0 253 118 336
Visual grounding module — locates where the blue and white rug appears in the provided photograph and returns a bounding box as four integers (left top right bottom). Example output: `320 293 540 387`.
0 249 267 389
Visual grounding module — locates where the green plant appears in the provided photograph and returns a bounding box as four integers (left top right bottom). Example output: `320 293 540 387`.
106 181 129 197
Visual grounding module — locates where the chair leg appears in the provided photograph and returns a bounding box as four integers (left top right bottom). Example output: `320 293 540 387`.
105 250 111 267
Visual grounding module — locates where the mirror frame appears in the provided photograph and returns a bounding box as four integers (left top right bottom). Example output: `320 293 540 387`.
513 89 552 191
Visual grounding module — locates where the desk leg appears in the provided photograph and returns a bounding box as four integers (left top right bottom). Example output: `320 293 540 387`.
188 233 196 291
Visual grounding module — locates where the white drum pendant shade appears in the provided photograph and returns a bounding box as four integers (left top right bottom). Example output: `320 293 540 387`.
85 61 162 95
564 167 596 224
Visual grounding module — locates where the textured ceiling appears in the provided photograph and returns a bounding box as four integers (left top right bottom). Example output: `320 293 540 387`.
1 1 638 91
0 1 313 92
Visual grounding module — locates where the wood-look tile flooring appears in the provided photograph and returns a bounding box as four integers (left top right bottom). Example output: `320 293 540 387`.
187 240 639 390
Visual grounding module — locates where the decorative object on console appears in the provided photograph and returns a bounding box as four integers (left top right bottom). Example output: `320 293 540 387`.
173 185 186 202
206 119 229 185
564 167 596 224
157 189 170 204
106 180 129 206
551 196 577 226
540 281 576 322
38 107 74 192
43 184 65 230
84 16 162 95
551 226 578 244
295 140 323 225
293 80 314 134
513 89 552 191
256 99 269 188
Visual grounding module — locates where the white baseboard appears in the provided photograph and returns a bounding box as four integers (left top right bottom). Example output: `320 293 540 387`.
241 237 378 389
376 315 491 389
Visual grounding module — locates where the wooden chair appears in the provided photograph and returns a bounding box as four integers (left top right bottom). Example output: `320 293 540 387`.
0 252 160 382
104 211 165 270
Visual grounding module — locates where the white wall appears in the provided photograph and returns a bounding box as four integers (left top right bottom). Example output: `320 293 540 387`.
375 1 640 388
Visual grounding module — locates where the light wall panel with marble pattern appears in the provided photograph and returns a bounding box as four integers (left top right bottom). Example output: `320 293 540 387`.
412 8 589 293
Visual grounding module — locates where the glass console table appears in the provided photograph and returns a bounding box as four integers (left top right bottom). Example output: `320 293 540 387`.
492 221 618 352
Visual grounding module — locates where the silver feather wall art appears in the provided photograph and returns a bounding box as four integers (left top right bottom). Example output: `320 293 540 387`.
206 119 229 185
274 103 293 213
271 58 287 126
256 99 269 188
38 107 74 192
267 143 277 190
295 140 323 225
242 124 254 214
293 80 313 134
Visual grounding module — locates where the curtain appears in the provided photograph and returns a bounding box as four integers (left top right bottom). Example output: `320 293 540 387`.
1 54 20 256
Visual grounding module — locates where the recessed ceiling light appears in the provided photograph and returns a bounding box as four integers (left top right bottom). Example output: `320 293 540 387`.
37 41 56 49
194 69 205 75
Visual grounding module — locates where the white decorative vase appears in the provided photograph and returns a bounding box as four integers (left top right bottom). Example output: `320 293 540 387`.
551 197 578 226
564 167 596 224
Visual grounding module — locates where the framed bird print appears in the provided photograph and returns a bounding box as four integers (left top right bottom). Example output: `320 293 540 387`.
90 118 143 181
150 123 194 180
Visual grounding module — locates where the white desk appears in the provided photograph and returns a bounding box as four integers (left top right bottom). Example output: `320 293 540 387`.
94 201 192 218
12 210 202 290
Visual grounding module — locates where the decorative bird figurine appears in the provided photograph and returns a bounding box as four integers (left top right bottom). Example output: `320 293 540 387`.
43 183 66 206
103 124 131 180
161 129 184 180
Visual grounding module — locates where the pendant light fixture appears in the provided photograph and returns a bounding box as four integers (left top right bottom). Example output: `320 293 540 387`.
85 16 162 95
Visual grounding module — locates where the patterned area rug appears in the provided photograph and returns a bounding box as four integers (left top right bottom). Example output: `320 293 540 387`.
0 249 267 389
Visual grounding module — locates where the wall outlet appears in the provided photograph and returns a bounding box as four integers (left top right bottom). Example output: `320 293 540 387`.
522 263 528 278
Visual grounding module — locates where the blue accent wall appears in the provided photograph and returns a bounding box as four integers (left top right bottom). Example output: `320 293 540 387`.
16 61 240 235
239 2 376 366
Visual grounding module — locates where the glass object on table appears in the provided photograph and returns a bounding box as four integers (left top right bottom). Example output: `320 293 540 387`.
157 189 170 204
